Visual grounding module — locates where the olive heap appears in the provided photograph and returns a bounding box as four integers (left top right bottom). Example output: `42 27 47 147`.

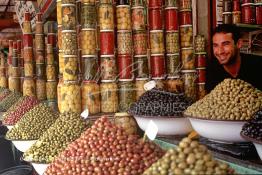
0 89 10 101
0 91 22 111
3 96 39 125
6 103 59 140
24 112 90 163
129 88 192 117
1 97 26 121
45 117 164 175
185 79 262 120
241 110 262 142
143 137 236 175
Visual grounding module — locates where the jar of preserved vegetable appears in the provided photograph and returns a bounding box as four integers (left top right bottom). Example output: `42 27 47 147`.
35 50 45 64
179 25 193 47
81 55 99 80
81 3 96 28
233 0 240 11
114 112 138 135
99 3 114 30
197 82 206 100
118 55 133 79
0 77 7 88
133 30 147 55
118 79 135 112
62 31 78 55
100 55 117 80
150 30 165 54
36 78 46 101
8 77 20 92
63 55 78 81
116 5 132 30
24 62 34 77
194 35 205 53
57 0 62 25
135 77 149 100
255 3 262 25
23 21 32 33
59 51 64 74
134 55 149 78
23 77 36 96
241 3 255 24
46 53 55 66
179 9 192 25
196 67 206 83
57 25 62 49
46 80 57 100
150 54 166 78
181 47 194 70
149 8 163 30
179 0 191 10
82 0 96 5
148 0 162 8
165 0 178 7
0 67 5 76
9 67 20 77
117 30 133 55
100 30 115 55
222 12 232 24
223 0 232 12
131 6 146 30
166 53 181 76
46 65 57 80
100 80 118 113
23 47 33 62
80 29 97 55
181 70 197 101
23 34 33 47
232 11 241 24
81 80 100 114
47 33 56 48
35 34 45 50
62 4 76 30
166 31 179 54
60 80 81 113
166 76 184 93
165 7 179 30
36 63 45 78
195 52 206 68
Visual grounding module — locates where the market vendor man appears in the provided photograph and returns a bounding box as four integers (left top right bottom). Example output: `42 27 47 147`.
206 24 262 92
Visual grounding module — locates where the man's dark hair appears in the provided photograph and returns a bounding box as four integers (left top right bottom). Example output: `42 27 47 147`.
213 24 241 43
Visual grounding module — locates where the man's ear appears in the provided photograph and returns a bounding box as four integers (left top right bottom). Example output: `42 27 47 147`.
236 39 243 48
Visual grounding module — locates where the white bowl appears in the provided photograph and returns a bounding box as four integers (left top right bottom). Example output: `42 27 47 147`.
188 117 247 143
6 125 14 130
31 162 49 175
12 140 37 152
134 116 193 135
253 143 262 161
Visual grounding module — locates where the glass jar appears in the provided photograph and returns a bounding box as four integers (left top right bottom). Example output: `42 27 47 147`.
182 70 197 101
82 0 96 4
35 34 45 50
241 3 256 24
23 34 33 47
148 0 162 8
100 55 117 80
62 4 77 30
223 0 232 12
22 21 32 33
116 5 132 30
100 30 115 55
149 8 163 30
9 67 20 77
179 0 191 10
62 31 78 55
24 62 34 77
135 77 149 100
179 25 193 47
117 55 133 79
35 50 45 64
46 80 57 100
80 29 97 55
8 77 20 92
166 76 184 93
118 80 135 112
36 63 45 78
131 6 146 30
46 65 57 80
134 55 149 78
59 51 64 74
179 9 192 25
100 80 118 113
197 82 206 100
62 0 76 4
114 112 138 135
222 12 232 24
23 47 33 62
232 11 241 24
60 81 81 113
99 3 114 30
117 30 133 55
195 52 207 68
150 30 165 54
133 30 147 55
46 53 55 65
0 77 7 88
196 67 206 83
165 7 179 30
23 77 36 96
47 33 56 48
233 0 241 11
166 53 181 76
81 55 98 80
166 31 179 54
36 78 46 101
181 47 194 70
63 55 78 81
150 54 166 78
165 0 178 7
57 0 62 25
81 80 100 114
194 35 205 53
256 3 262 25
81 3 96 28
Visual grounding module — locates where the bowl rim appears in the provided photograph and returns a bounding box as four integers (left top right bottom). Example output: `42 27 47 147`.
184 114 248 122
133 114 184 119
240 132 262 144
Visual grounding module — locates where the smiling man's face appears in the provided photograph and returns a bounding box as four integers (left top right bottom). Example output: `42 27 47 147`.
212 32 240 65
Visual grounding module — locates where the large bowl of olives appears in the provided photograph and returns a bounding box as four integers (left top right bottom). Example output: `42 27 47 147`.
187 116 247 143
11 140 37 152
134 115 193 135
31 162 49 175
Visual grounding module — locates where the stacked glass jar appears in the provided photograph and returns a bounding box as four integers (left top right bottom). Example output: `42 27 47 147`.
0 51 7 88
132 0 149 100
116 0 136 112
60 0 81 114
222 0 233 24
22 12 36 97
232 0 241 24
80 0 101 115
17 40 24 92
99 0 118 113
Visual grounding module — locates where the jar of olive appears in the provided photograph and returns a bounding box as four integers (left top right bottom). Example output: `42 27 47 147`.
8 77 20 92
135 77 149 100
63 55 78 81
116 5 132 30
46 80 57 100
166 53 181 76
60 80 81 113
62 31 78 55
61 4 76 30
46 44 55 65
24 62 34 77
81 3 97 28
179 25 193 47
181 47 195 70
99 3 114 30
36 78 47 101
46 65 57 80
100 80 118 113
150 30 165 54
118 79 135 112
114 112 138 135
81 80 100 115
181 70 197 101
23 77 36 96
100 55 117 80
80 29 97 55
166 31 180 53
166 76 184 93
194 35 206 53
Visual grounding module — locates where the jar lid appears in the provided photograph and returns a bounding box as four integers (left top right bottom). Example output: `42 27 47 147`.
196 67 206 70
167 75 181 79
166 30 179 33
57 24 62 28
181 47 194 50
133 30 147 34
131 6 144 9
119 79 134 82
222 12 232 15
179 24 193 28
166 53 180 56
134 55 147 58
165 7 178 10
61 30 76 33
100 55 115 58
61 4 76 7
151 54 165 56
24 46 33 49
255 3 262 5
241 3 254 6
179 9 192 12
232 11 241 14
117 30 132 33
81 28 96 31
47 33 56 35
82 55 97 58
195 52 207 55
36 63 45 66
116 5 131 8
150 30 164 33
59 50 63 53
63 80 79 85
197 82 206 85
151 77 165 80
100 29 114 32
136 77 149 81
115 112 130 117
181 70 197 73
101 79 116 83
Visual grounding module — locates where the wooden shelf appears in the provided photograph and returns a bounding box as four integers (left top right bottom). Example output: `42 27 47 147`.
241 51 262 57
236 23 262 30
